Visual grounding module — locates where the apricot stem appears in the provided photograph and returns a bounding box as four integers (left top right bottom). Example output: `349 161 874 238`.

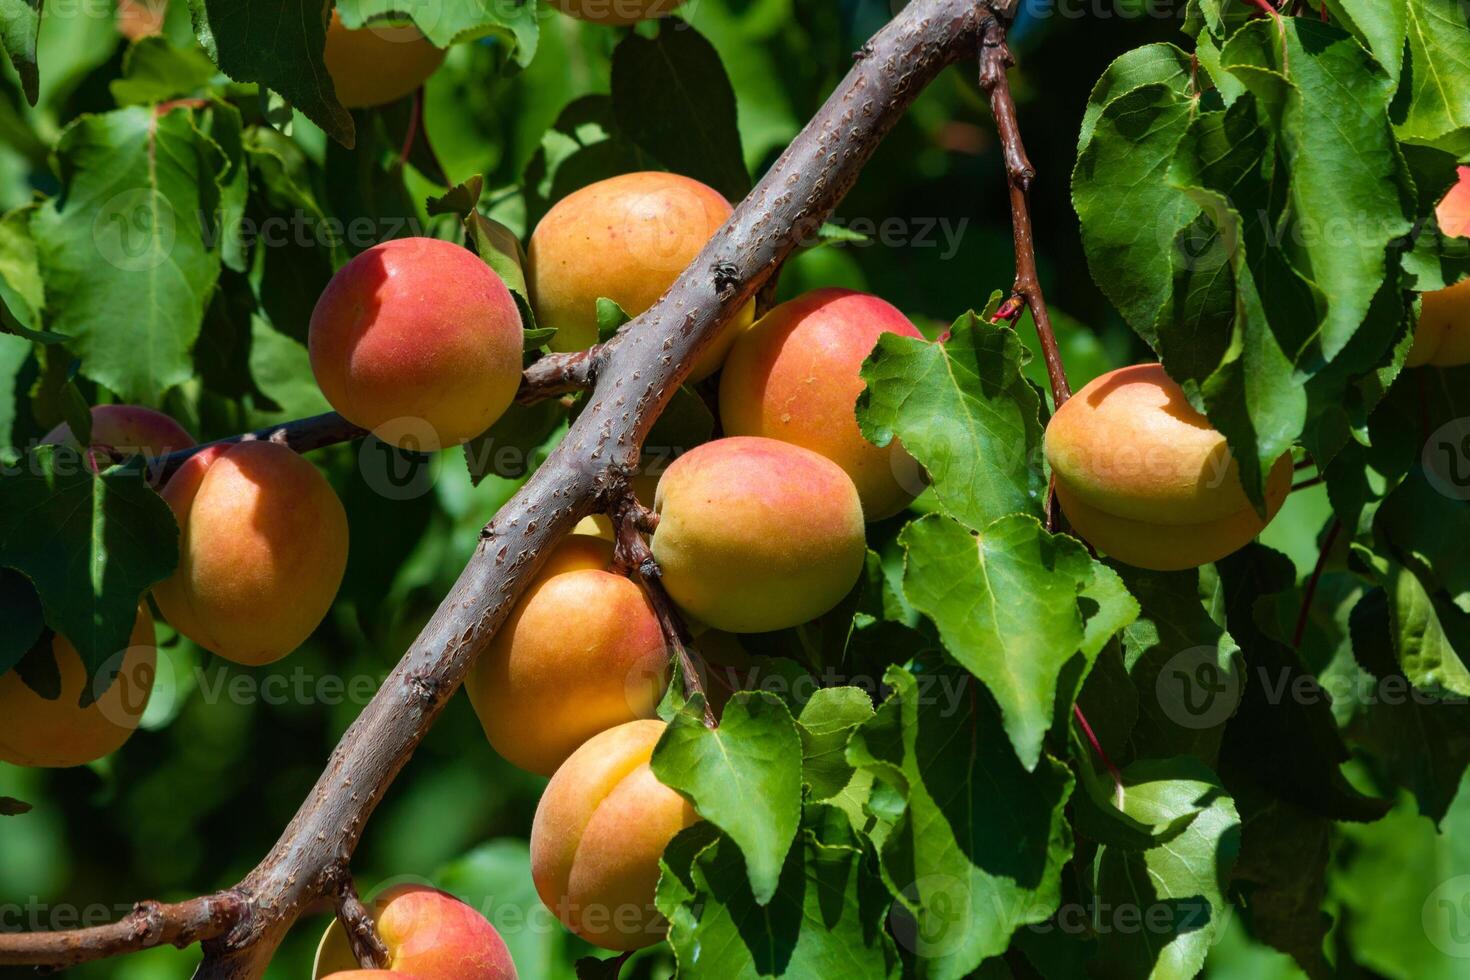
335 880 390 970
1292 519 1341 650
1072 703 1125 808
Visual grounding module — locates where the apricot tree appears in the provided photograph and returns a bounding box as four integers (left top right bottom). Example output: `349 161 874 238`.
0 1 1468 979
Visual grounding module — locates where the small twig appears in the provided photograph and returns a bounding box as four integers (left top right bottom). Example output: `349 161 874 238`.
517 345 603 405
395 88 422 170
146 413 368 486
1292 474 1324 492
1073 703 1126 809
0 894 244 968
609 483 714 728
1292 519 1341 649
335 880 389 970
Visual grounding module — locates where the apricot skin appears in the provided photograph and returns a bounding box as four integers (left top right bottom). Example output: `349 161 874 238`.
719 287 925 520
1045 364 1291 571
324 11 446 109
547 0 687 26
467 535 667 776
652 436 867 632
313 884 517 979
527 172 753 378
153 442 348 666
42 404 194 459
531 720 699 951
0 606 155 768
1408 167 1470 368
310 238 524 450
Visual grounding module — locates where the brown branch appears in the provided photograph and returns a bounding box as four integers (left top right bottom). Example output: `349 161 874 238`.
334 879 389 970
978 7 1070 410
0 894 244 969
516 345 602 404
0 2 990 974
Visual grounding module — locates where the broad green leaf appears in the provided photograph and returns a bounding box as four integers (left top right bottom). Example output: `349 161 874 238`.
796 687 874 801
610 20 749 203
1070 731 1202 851
1077 43 1196 153
847 665 1074 980
1120 566 1243 766
1072 78 1199 347
248 315 332 422
900 513 1138 770
0 205 60 342
0 567 43 674
189 0 354 147
110 35 218 106
660 808 899 979
0 446 178 684
336 0 538 66
1375 467 1470 612
32 106 225 406
1397 0 1470 154
857 315 1045 531
1229 789 1333 979
462 400 564 486
1222 18 1415 362
651 692 803 905
595 297 630 343
0 0 42 103
1089 757 1241 980
1324 0 1408 82
0 332 29 449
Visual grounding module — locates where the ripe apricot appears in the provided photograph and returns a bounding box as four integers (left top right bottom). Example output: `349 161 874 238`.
546 0 687 26
466 535 668 776
313 884 517 979
153 441 348 666
42 404 194 460
1407 167 1470 368
310 238 524 450
0 606 155 768
1044 364 1291 571
526 171 753 378
651 437 866 632
531 720 699 950
719 288 925 519
324 11 446 109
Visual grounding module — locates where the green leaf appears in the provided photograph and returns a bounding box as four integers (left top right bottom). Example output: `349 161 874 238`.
189 0 354 147
847 665 1074 980
0 0 42 104
57 380 90 449
461 400 564 486
651 692 803 905
110 35 219 106
0 445 178 684
1397 0 1470 153
1089 757 1241 980
0 205 62 343
900 513 1138 770
660 807 900 979
0 567 43 674
596 297 631 343
32 106 226 406
610 20 749 203
1221 18 1414 362
857 315 1045 530
797 687 874 801
1229 789 1333 980
336 0 538 66
248 315 332 422
1077 43 1197 154
1324 0 1408 81
0 796 32 815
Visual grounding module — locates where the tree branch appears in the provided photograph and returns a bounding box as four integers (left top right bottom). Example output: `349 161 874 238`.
0 2 990 975
0 894 244 969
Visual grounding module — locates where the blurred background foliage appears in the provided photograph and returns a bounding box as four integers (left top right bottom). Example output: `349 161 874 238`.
0 0 1398 977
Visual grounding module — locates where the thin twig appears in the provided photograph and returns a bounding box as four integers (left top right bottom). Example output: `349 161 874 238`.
1073 703 1126 809
1292 520 1341 649
335 879 389 970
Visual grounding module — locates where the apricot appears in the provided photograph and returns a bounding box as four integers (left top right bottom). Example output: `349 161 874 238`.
310 238 524 450
547 0 687 26
466 534 667 775
42 404 195 460
1044 364 1292 571
719 288 925 520
1408 167 1470 368
651 436 866 632
153 441 348 666
0 606 154 768
526 171 753 378
313 884 517 979
531 720 699 950
324 11 446 109
116 0 165 41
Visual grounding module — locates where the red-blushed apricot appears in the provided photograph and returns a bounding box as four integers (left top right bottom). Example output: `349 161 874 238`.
1407 168 1470 367
0 606 154 768
719 288 926 520
651 437 866 632
547 0 687 26
466 535 667 775
313 884 517 979
531 720 699 951
526 171 754 378
153 442 348 666
309 238 524 450
115 0 164 40
324 11 446 109
1045 364 1292 571
42 404 194 459
321 973 417 979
